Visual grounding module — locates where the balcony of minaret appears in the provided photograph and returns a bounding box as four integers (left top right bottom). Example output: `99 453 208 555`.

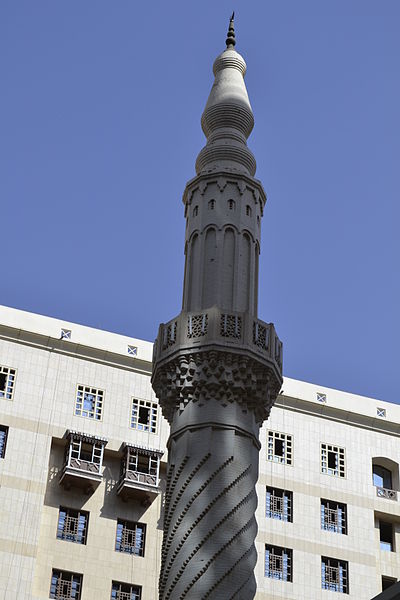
59 431 107 493
154 306 282 375
116 443 163 505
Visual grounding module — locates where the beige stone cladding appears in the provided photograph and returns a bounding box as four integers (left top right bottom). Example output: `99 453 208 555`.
1 305 400 599
255 379 400 599
0 305 168 599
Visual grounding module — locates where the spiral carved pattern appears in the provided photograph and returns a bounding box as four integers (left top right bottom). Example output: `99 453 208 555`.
159 428 259 600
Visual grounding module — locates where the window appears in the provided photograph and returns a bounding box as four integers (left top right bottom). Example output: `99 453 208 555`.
265 544 292 581
246 205 252 216
131 398 158 433
266 487 292 522
321 557 348 594
0 426 8 458
321 499 347 534
379 521 394 551
75 385 103 420
382 576 397 591
115 520 146 556
373 465 392 489
208 199 215 210
193 205 198 217
228 199 235 210
57 507 89 544
0 366 16 400
127 449 159 477
111 581 142 600
267 431 292 465
50 569 82 600
321 443 345 478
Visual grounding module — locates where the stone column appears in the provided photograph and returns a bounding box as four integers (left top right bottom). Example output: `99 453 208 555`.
152 16 283 600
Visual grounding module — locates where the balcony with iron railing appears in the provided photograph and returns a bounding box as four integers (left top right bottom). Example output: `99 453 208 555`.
153 306 282 374
117 443 163 505
59 431 107 493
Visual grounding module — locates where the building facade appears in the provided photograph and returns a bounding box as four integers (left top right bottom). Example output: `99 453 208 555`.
0 304 399 599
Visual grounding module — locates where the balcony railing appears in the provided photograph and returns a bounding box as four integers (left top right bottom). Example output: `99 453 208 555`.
117 443 163 504
124 470 158 487
154 307 282 373
69 458 101 473
376 486 398 501
59 431 107 493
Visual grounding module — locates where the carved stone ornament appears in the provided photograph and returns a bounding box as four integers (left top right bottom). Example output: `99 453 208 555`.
152 349 280 424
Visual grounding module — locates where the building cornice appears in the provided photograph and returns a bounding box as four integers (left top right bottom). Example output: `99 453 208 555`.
276 394 400 437
0 323 152 376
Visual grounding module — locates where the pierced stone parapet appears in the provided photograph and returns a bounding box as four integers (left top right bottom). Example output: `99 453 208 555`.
220 314 242 338
162 321 177 349
154 307 282 375
187 313 208 338
376 486 398 501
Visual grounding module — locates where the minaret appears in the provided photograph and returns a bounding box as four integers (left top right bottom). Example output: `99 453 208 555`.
152 15 283 600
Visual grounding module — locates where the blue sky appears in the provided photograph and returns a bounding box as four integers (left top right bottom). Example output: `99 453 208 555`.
1 1 399 404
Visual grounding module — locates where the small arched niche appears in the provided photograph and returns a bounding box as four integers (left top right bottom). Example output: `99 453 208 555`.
372 457 399 493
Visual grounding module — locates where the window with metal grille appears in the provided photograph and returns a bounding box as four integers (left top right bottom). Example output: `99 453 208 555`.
267 431 293 465
321 557 348 593
265 544 292 581
266 487 293 522
75 385 103 420
111 581 142 600
321 499 347 534
0 425 8 459
115 520 146 556
321 443 345 478
131 398 158 433
57 507 89 544
50 569 82 600
0 366 16 401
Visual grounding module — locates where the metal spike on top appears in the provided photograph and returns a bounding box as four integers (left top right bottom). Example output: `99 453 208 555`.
225 12 236 48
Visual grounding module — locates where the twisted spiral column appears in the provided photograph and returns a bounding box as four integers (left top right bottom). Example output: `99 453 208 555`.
153 347 281 600
159 426 259 600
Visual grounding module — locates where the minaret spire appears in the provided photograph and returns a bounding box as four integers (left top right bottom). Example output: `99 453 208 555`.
226 12 236 48
152 18 282 600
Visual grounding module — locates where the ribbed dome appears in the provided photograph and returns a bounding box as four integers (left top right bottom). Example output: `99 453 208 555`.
195 29 256 176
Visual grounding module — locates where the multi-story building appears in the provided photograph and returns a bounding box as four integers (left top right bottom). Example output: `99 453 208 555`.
0 303 399 599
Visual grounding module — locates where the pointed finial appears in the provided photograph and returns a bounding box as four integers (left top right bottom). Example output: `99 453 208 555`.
225 12 236 48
